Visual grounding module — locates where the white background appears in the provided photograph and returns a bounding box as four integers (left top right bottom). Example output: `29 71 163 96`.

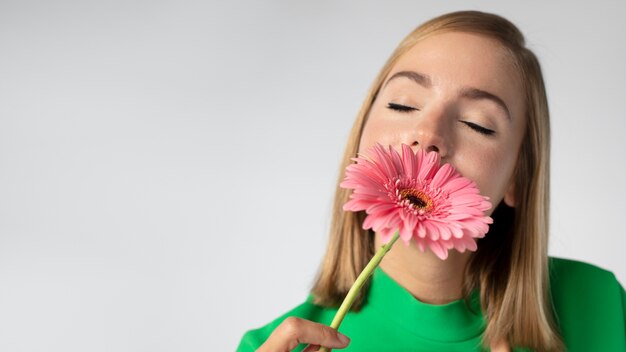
1 1 625 351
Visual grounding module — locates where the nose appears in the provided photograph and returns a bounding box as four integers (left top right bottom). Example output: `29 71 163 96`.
410 140 440 154
404 108 450 158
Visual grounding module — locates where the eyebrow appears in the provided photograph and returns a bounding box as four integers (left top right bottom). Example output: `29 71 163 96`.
459 87 511 121
384 70 512 121
384 71 432 88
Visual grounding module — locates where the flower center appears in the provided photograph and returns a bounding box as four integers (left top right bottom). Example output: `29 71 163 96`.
399 188 433 211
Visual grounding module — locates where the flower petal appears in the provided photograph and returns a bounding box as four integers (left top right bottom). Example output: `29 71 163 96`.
340 143 492 260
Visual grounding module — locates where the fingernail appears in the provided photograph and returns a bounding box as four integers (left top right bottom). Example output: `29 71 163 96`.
337 332 350 344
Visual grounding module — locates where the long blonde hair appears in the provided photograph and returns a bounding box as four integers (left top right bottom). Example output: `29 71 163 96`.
311 10 562 351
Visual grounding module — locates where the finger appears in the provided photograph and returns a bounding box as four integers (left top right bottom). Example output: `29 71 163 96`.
260 317 350 351
301 344 320 352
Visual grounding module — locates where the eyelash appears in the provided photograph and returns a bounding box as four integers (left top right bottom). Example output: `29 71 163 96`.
386 102 495 136
387 102 418 112
460 121 495 136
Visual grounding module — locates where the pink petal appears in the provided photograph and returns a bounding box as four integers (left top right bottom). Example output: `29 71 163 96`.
399 225 413 242
367 202 398 214
340 143 492 260
377 229 393 243
431 164 456 188
442 177 473 193
401 144 417 179
428 240 448 260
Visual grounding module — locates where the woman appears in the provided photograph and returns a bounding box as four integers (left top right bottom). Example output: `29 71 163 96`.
238 11 625 352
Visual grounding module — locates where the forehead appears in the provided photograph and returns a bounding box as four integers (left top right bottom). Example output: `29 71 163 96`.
386 31 525 121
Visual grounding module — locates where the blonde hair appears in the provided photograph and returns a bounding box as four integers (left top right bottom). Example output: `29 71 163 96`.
311 11 563 351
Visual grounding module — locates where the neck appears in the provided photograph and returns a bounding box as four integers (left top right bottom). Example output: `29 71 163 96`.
376 236 471 305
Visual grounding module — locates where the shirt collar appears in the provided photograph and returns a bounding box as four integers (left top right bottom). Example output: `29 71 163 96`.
365 266 485 342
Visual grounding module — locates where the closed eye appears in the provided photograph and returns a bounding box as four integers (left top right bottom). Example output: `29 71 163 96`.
460 121 495 136
387 102 419 112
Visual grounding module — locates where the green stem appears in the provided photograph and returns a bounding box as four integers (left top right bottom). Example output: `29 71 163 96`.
319 230 400 352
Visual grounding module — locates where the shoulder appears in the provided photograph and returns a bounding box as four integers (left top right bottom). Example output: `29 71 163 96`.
548 256 623 305
548 257 626 350
236 297 334 352
548 256 621 292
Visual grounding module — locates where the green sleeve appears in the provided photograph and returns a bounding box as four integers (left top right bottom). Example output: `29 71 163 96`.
237 326 272 352
622 283 626 336
549 258 626 351
236 314 296 352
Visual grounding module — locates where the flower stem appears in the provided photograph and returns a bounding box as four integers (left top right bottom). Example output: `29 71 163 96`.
319 230 400 352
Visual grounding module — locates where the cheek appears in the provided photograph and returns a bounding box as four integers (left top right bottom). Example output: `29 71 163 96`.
456 146 517 209
358 114 395 153
358 101 416 153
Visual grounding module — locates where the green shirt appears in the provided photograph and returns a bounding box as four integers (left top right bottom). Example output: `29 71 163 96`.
238 257 626 351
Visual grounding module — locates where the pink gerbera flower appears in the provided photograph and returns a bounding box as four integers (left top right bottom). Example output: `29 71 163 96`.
340 143 493 260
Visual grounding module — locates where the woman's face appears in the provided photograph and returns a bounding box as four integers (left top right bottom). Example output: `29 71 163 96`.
359 31 526 213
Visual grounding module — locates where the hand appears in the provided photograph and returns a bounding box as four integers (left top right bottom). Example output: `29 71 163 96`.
256 317 350 352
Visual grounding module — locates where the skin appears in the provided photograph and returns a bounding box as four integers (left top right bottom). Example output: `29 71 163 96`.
260 31 525 352
360 31 526 307
257 317 350 352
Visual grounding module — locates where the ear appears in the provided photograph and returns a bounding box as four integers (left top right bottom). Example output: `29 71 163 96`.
503 180 516 207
